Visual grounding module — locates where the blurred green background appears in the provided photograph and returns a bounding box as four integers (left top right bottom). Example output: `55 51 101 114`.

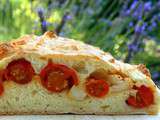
0 0 160 85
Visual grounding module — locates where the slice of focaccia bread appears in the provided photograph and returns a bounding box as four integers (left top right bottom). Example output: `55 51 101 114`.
0 31 159 115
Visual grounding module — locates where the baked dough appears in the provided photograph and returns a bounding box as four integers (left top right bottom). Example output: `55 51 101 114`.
0 31 159 115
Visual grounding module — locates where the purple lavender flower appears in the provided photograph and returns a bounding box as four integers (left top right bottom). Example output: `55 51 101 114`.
151 21 157 28
153 72 159 79
142 22 147 31
37 7 45 17
134 22 147 34
128 43 138 52
55 12 71 35
132 11 138 18
37 7 47 33
120 0 130 16
42 21 47 27
132 3 143 19
125 10 130 16
130 0 138 10
149 15 158 29
65 15 73 20
158 0 160 7
124 0 160 62
144 1 152 11
138 16 142 20
129 22 134 27
135 24 142 34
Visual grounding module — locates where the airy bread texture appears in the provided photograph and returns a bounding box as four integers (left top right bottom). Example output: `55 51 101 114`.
0 31 159 115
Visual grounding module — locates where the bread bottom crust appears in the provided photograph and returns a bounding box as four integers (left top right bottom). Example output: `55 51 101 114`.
0 111 149 115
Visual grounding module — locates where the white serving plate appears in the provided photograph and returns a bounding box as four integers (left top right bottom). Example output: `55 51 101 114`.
0 115 160 120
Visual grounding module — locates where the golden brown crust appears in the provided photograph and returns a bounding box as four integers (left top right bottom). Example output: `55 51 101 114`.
137 64 151 78
0 43 14 60
11 35 32 46
0 31 126 70
0 35 32 60
44 31 57 38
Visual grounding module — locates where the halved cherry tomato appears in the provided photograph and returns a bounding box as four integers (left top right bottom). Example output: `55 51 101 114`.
40 61 79 92
0 69 5 82
5 58 35 84
86 79 109 98
0 70 4 95
126 85 154 108
0 81 3 95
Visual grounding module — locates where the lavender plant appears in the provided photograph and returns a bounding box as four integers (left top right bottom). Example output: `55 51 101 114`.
119 0 160 83
122 0 160 62
55 12 72 35
37 7 47 33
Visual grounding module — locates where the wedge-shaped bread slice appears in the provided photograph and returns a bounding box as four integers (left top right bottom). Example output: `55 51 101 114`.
0 31 159 115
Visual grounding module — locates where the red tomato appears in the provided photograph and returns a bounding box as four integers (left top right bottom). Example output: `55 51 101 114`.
0 81 3 95
40 61 79 92
126 85 154 108
5 58 35 84
86 79 109 98
0 69 5 82
0 70 4 95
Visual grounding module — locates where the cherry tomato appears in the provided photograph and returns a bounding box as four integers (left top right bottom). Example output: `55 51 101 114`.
5 58 35 84
126 85 154 108
0 70 4 95
40 61 79 92
86 79 109 98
